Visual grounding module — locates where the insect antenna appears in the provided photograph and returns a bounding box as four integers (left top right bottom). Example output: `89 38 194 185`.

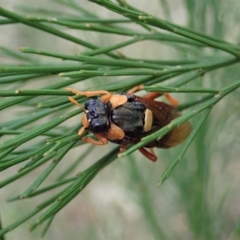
68 97 86 112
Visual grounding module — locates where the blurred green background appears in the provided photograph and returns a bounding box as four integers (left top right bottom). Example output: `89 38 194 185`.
1 0 240 240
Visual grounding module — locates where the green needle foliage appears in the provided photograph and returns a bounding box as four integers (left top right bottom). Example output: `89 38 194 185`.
0 0 240 239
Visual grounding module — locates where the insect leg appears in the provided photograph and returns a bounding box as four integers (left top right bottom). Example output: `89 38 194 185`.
82 133 108 145
138 147 157 162
127 84 143 94
78 126 85 135
119 144 127 153
164 93 178 106
145 92 161 99
65 87 112 99
100 93 112 103
127 85 178 106
145 92 178 106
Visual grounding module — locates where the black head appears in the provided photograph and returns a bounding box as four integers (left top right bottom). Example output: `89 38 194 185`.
84 99 110 133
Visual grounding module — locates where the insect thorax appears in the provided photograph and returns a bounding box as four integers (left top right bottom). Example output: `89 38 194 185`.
111 101 146 135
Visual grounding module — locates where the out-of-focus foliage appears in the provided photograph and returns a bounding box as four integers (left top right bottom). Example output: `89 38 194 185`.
0 0 240 239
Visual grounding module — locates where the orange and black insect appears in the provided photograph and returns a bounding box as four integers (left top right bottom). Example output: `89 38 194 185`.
65 85 192 162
